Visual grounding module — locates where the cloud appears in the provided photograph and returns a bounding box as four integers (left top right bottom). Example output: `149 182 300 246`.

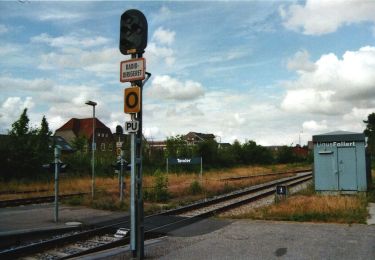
287 50 316 72
0 44 20 56
280 0 375 35
0 24 8 34
146 75 204 101
38 11 85 22
281 46 375 115
144 27 177 69
0 76 54 91
0 97 34 131
31 33 111 49
143 126 162 139
37 47 120 78
152 27 176 46
145 42 175 67
302 120 328 132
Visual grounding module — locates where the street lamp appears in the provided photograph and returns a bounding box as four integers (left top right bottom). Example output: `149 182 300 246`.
85 100 97 199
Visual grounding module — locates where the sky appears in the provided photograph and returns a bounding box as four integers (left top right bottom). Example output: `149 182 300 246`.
1 0 375 146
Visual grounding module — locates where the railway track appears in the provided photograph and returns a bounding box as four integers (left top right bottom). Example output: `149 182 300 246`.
0 189 50 196
219 168 312 181
0 193 87 208
0 171 312 259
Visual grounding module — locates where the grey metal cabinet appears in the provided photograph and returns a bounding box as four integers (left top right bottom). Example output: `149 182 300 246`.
313 131 368 192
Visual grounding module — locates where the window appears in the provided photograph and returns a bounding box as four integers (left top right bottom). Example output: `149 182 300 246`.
101 143 106 151
108 143 113 151
97 133 100 137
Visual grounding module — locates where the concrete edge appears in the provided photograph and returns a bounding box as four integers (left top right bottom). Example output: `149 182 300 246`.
72 236 168 260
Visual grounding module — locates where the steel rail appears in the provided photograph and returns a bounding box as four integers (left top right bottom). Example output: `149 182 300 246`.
0 189 50 195
161 171 312 216
0 193 87 208
220 168 312 181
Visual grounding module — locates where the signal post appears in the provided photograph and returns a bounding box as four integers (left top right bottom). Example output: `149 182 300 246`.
119 9 148 259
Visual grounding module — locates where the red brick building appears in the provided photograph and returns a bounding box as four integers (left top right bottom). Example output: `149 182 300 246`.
55 118 114 152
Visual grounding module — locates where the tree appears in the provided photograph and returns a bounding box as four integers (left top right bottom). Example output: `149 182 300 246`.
3 110 54 180
165 135 192 158
364 112 375 157
195 139 218 167
37 116 52 161
9 108 29 136
72 135 88 153
229 140 242 164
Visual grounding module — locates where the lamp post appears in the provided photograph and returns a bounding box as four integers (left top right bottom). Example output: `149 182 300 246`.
85 100 97 199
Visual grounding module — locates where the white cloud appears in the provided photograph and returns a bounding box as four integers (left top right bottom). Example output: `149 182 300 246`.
152 27 176 46
281 46 375 115
31 33 111 49
0 24 8 34
144 27 177 69
281 88 337 115
287 50 316 72
0 97 34 131
37 47 120 78
302 120 328 132
0 44 19 56
280 0 375 35
146 75 204 101
143 87 301 145
0 76 54 91
2 96 34 111
145 42 175 67
38 11 85 22
143 126 162 139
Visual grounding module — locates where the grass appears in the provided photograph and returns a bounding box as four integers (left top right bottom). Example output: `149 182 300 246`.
228 194 368 224
224 178 374 224
1 164 372 224
0 164 310 213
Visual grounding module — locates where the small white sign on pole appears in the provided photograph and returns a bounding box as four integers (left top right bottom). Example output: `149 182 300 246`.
116 141 123 148
120 58 145 82
125 120 139 133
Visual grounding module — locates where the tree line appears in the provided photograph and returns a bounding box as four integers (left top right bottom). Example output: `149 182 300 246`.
143 135 310 173
1 109 374 181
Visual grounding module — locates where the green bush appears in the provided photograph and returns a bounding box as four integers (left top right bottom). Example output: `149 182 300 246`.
144 170 169 202
188 180 203 195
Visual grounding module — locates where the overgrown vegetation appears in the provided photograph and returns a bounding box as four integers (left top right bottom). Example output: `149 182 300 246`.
230 194 368 224
143 170 169 202
188 180 204 195
224 180 372 224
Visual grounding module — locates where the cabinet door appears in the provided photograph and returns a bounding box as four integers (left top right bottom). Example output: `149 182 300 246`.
315 151 338 190
338 147 357 190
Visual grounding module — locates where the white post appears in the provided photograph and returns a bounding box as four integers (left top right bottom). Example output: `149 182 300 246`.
200 157 203 181
166 158 169 174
